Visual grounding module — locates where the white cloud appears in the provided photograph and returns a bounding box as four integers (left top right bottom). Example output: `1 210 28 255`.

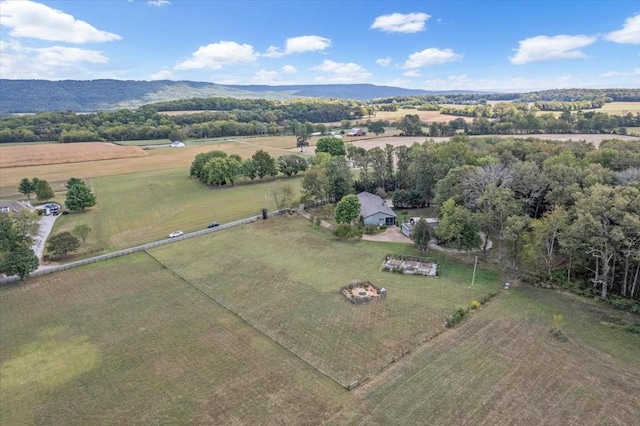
0 41 109 79
175 41 258 70
282 65 297 74
403 70 421 77
605 14 640 44
311 59 372 83
371 12 430 33
150 69 174 80
263 35 331 58
148 0 170 6
251 69 282 84
404 48 462 68
0 0 121 43
600 67 640 77
376 57 392 67
510 34 596 64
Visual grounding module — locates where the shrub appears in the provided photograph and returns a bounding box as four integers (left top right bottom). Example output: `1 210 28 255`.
470 300 481 310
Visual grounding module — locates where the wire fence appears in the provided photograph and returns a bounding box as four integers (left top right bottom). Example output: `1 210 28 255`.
0 210 284 285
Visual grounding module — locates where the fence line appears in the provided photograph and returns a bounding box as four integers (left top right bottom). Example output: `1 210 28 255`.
0 210 284 285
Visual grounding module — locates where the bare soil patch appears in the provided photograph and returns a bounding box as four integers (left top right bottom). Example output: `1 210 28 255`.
0 142 147 168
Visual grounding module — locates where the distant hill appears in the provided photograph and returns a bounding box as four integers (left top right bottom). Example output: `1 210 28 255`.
0 79 477 114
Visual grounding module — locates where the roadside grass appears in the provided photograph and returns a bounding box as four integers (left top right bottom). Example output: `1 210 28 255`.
0 252 348 425
47 168 304 255
148 215 502 386
351 283 640 425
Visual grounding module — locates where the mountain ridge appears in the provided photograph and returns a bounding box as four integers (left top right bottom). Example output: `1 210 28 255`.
0 79 479 114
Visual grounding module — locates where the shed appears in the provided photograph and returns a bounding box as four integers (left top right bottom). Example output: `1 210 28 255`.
357 192 397 226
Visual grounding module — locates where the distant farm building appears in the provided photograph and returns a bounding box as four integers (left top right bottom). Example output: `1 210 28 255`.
357 192 397 226
347 128 364 136
170 141 186 148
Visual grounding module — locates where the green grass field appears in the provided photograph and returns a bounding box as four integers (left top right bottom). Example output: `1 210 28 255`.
148 216 502 386
48 168 304 255
2 221 638 424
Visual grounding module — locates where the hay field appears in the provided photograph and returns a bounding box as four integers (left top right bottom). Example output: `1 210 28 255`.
368 109 473 124
148 216 501 387
599 101 640 115
0 142 147 169
0 140 291 195
2 222 638 424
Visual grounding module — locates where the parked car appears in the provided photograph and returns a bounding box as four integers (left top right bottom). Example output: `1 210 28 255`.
169 231 184 238
207 222 220 228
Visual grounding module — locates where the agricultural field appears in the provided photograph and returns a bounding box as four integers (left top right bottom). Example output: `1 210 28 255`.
0 142 147 169
0 140 293 197
1 219 638 424
365 108 472 124
598 101 640 116
47 169 305 255
148 216 502 387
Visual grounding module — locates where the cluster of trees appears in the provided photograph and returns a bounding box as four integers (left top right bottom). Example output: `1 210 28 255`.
18 178 54 202
190 150 308 187
64 178 97 211
534 100 606 111
0 210 39 279
334 135 640 301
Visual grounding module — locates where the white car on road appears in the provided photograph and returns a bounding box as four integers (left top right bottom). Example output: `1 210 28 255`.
169 231 184 238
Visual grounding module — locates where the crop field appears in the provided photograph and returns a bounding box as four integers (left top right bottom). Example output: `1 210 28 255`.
0 142 147 169
598 101 640 115
47 169 304 255
1 221 638 424
0 141 291 196
372 108 474 124
148 216 502 387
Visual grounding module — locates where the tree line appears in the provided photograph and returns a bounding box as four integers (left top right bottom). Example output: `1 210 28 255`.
300 135 640 304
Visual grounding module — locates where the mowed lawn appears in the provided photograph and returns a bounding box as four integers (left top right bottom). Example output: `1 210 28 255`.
50 168 304 253
0 252 348 425
350 284 640 425
148 215 502 386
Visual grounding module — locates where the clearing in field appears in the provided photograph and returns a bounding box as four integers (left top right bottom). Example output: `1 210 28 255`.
0 142 147 169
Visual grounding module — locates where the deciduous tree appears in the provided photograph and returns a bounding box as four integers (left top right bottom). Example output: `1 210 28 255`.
65 184 96 211
334 194 361 224
47 231 80 258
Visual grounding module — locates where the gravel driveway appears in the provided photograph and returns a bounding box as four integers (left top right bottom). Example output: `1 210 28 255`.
32 213 58 259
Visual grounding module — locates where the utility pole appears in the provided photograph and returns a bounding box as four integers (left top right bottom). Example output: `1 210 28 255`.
471 255 478 288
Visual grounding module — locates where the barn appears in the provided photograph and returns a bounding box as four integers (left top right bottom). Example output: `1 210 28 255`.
357 192 397 226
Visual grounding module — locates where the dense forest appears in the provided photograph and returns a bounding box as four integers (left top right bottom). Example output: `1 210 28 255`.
1 92 640 143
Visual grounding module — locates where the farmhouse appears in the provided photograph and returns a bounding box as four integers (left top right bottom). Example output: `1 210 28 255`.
357 192 397 226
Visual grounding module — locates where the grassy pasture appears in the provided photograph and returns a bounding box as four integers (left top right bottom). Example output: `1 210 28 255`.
47 169 304 255
148 216 502 386
2 221 638 424
0 252 347 425
366 108 473 124
0 142 147 169
351 284 640 425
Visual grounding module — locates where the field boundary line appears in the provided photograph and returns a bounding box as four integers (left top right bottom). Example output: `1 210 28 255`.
144 249 349 390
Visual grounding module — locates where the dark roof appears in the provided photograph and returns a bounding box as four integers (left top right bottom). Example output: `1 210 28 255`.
357 192 397 219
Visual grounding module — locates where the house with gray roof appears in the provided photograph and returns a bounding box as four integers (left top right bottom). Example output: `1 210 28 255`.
357 192 397 226
0 200 32 214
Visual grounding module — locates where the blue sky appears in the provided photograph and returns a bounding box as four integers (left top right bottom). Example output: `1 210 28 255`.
0 0 638 91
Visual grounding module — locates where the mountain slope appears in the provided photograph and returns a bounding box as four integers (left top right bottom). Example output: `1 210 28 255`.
0 79 473 114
